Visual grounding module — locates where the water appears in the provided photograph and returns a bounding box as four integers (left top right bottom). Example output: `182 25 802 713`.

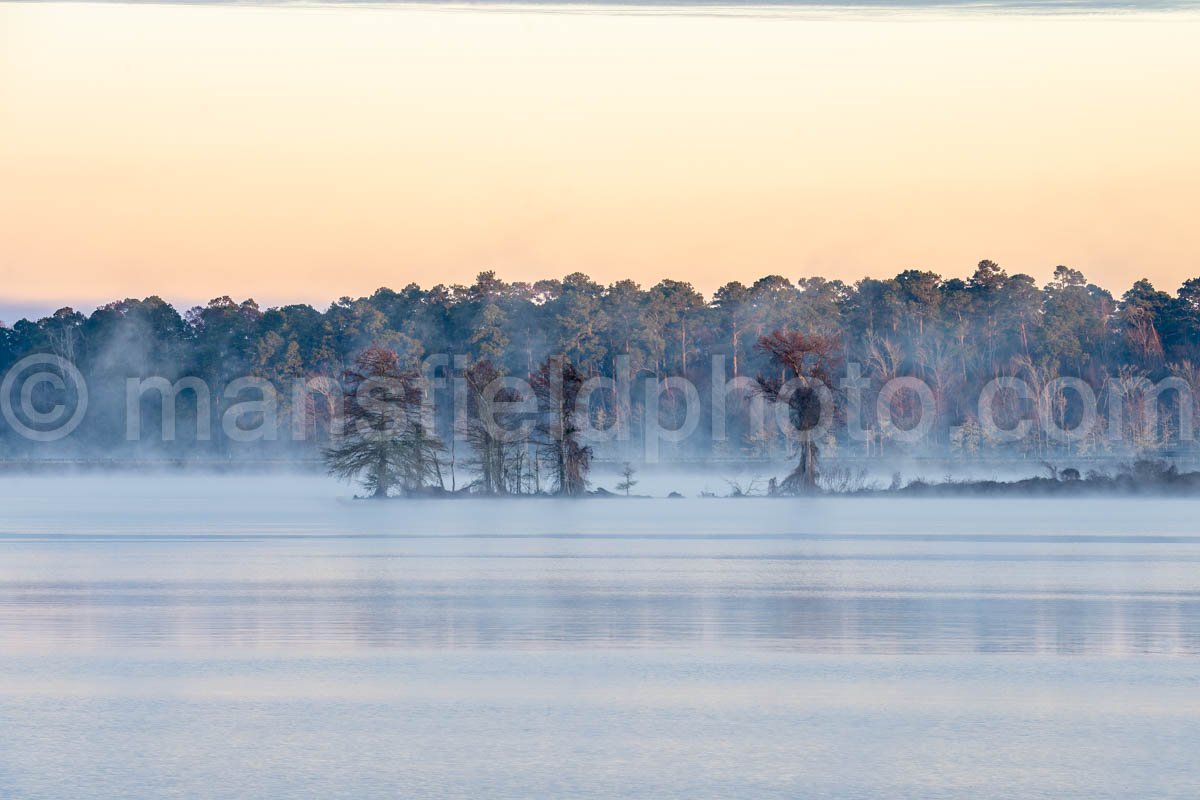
1 475 1198 798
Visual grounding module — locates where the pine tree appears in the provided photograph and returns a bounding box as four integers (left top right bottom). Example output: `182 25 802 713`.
615 462 638 496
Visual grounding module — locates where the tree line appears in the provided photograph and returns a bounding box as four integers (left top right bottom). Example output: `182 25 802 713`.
2 261 1198 472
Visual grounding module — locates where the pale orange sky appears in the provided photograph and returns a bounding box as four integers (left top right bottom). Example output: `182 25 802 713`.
2 2 1200 313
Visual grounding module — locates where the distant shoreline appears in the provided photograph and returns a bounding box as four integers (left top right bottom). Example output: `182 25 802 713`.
6 457 1198 498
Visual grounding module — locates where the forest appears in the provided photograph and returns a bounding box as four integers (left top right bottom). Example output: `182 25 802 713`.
2 261 1198 482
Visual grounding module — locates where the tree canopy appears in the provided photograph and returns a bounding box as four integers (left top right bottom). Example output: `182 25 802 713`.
3 263 1199 463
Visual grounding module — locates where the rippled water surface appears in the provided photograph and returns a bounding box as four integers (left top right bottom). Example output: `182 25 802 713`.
1 475 1198 798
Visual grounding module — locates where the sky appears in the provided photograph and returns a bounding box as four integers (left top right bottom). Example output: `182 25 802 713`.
2 1 1200 320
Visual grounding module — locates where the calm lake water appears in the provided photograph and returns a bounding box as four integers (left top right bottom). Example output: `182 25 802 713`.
1 474 1198 798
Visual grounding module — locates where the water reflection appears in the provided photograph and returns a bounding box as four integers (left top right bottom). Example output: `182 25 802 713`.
1 482 1198 654
1 565 1197 654
3 479 1200 799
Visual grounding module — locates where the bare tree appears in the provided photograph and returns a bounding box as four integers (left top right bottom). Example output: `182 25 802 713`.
1125 307 1164 366
461 359 529 494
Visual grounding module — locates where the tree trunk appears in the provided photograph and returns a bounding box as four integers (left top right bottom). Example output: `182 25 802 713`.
372 455 390 498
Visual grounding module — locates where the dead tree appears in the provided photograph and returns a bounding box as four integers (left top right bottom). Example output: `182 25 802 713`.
461 359 530 494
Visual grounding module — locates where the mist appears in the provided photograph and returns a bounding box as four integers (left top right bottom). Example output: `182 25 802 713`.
2 264 1198 503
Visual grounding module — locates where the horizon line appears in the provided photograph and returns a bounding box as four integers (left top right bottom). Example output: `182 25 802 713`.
0 262 1175 326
